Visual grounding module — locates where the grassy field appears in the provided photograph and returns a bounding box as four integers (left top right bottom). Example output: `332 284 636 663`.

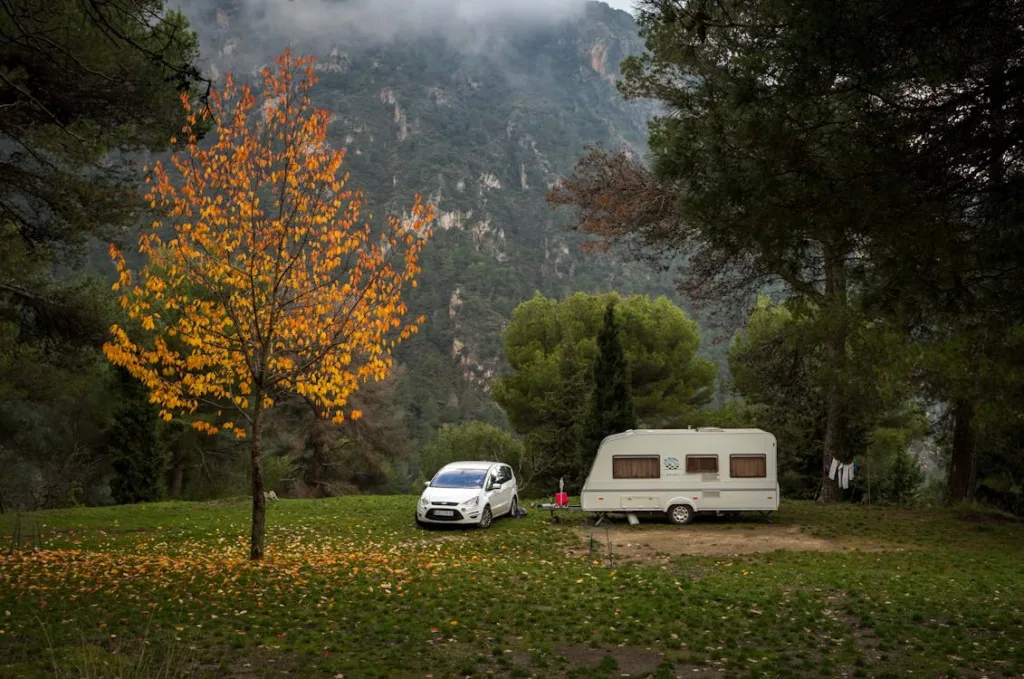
0 497 1022 678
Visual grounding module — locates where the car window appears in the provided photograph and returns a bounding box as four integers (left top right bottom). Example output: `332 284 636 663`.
431 470 487 488
502 465 514 484
494 465 511 484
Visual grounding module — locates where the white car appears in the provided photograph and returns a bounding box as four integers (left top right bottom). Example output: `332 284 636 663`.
416 461 519 529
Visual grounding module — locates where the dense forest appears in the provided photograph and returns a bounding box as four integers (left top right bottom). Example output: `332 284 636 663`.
1 0 1021 521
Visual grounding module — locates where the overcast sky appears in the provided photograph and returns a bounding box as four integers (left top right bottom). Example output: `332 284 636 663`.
604 0 636 13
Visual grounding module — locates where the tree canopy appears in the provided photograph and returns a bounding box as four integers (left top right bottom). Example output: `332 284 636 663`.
104 49 434 558
551 0 1024 504
0 0 209 253
419 421 524 486
494 291 715 490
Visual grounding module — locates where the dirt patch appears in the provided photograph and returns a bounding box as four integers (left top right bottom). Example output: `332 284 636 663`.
953 509 1023 524
556 644 664 675
571 524 898 563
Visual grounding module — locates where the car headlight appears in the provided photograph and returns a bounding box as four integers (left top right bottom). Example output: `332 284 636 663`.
462 496 479 508
419 496 429 506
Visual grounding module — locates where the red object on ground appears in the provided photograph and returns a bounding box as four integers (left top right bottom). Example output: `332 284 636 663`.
555 492 569 507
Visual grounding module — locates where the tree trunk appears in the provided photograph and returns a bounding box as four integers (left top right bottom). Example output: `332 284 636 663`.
310 415 331 498
820 392 846 502
819 245 848 503
169 444 185 498
945 398 977 505
249 399 267 561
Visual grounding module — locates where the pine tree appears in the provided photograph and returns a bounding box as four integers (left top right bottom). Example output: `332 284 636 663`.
551 339 589 488
109 370 168 505
585 301 637 456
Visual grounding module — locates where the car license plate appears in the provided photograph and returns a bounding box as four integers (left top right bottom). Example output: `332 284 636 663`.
434 510 454 516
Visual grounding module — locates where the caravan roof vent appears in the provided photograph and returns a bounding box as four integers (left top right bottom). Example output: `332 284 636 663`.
696 426 724 432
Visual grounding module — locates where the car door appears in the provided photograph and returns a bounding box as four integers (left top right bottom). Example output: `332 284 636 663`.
502 465 517 512
486 466 506 514
505 467 520 503
497 465 515 513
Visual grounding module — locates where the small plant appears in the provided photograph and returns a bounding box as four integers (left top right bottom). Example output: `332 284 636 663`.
44 619 196 679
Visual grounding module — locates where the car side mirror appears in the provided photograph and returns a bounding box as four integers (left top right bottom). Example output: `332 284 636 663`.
423 481 430 488
490 482 502 491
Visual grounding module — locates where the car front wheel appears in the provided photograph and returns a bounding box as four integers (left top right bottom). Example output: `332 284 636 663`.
477 505 493 529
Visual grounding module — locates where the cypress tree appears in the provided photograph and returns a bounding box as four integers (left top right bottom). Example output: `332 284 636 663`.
109 370 168 504
586 301 637 454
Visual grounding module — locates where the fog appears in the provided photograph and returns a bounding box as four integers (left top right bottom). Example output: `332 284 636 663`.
178 0 617 47
603 0 636 12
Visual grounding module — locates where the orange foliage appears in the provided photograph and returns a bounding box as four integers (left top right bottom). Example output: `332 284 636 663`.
104 48 434 437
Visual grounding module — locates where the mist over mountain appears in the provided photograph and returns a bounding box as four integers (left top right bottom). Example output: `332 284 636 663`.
170 0 716 442
183 0 592 44
175 0 620 61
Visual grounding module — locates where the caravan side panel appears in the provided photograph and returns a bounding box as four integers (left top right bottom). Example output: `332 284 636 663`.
580 430 780 515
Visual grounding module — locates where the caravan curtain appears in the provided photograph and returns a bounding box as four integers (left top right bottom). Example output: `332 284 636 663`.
729 455 767 478
612 456 660 479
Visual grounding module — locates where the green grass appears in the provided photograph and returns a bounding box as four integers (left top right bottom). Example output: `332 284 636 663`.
1 498 1022 678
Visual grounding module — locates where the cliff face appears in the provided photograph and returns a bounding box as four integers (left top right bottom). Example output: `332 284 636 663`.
179 1 693 441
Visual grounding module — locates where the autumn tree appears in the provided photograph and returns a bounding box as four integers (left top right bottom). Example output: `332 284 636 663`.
104 49 434 559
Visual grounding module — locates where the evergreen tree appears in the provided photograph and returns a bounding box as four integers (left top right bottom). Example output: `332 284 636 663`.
553 0 1024 503
1 0 208 253
585 301 637 456
890 449 925 507
109 370 168 504
522 339 590 490
553 339 588 486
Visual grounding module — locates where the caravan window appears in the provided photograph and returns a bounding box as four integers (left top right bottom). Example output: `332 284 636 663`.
685 455 718 473
729 454 767 478
612 456 660 479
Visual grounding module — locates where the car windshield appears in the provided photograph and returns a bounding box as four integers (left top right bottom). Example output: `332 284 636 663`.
431 469 488 489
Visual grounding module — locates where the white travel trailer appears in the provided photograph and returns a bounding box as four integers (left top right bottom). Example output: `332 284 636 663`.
580 428 779 524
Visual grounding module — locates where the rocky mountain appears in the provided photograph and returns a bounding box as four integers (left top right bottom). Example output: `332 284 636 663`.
176 0 720 444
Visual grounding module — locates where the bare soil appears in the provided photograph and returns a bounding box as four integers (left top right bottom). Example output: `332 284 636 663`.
571 523 899 564
555 644 664 675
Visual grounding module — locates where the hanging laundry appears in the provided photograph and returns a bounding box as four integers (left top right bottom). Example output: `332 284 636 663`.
829 458 839 480
838 462 856 489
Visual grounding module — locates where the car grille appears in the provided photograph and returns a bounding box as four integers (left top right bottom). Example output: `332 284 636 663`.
431 501 458 506
426 508 464 521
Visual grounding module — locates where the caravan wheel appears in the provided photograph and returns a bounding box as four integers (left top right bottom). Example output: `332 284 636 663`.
668 504 695 525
